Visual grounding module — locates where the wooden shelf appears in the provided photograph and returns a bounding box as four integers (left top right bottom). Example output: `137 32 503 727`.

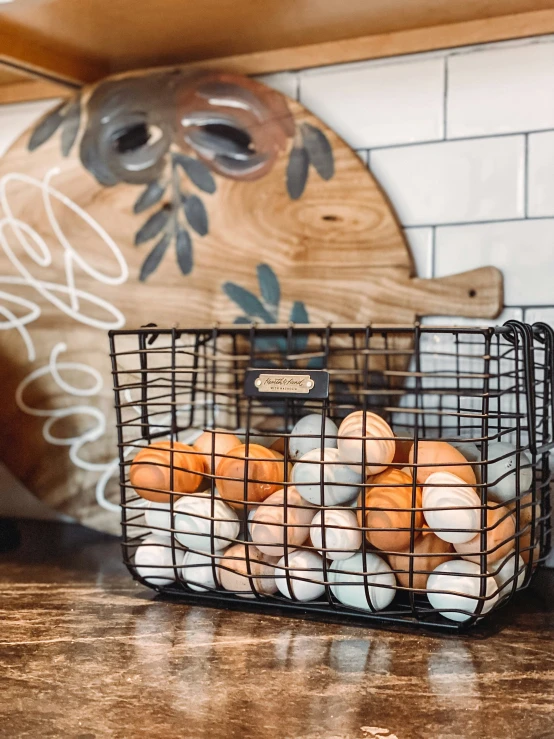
1 1 554 98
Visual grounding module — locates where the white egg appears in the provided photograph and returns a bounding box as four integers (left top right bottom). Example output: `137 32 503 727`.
451 440 482 484
485 441 533 504
276 549 325 602
144 500 173 535
181 550 221 592
423 471 482 544
329 552 396 611
173 493 240 552
289 414 339 460
310 508 362 560
427 559 498 622
292 447 361 506
134 534 185 586
490 551 526 598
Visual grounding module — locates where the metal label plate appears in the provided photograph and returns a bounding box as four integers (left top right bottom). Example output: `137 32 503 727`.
244 369 329 399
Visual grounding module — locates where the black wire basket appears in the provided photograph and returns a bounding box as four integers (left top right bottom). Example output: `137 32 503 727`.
109 321 553 631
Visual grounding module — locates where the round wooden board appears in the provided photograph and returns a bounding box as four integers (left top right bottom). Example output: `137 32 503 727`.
0 87 502 532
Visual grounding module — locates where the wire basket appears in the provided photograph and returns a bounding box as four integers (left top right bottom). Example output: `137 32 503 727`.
109 321 553 631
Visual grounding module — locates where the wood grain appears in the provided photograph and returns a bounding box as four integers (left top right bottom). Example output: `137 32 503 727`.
2 1 554 81
0 92 503 531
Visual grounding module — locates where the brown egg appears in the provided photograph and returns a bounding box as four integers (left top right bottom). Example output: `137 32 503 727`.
409 441 477 486
219 543 279 597
193 428 241 475
387 528 455 589
269 436 286 455
393 437 413 465
357 468 423 552
215 443 287 509
129 441 204 502
508 493 541 565
454 504 516 566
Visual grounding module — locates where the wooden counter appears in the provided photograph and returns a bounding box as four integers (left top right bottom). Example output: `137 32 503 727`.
1 519 553 739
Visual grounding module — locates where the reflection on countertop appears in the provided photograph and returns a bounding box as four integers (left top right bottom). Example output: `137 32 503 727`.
0 519 553 739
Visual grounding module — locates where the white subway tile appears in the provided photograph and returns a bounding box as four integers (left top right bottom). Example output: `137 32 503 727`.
299 57 444 149
528 131 554 216
447 42 554 138
525 307 554 325
435 220 554 305
404 227 433 278
370 137 525 226
254 72 298 100
0 100 61 158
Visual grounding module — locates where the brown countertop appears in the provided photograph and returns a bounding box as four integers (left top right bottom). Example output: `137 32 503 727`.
1 519 553 739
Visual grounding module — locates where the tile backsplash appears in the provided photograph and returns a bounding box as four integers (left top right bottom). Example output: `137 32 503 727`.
258 34 554 334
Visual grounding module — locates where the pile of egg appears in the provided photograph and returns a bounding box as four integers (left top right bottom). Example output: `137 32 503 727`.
129 414 535 623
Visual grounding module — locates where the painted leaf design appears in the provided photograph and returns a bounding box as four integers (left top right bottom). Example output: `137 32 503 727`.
183 195 208 236
233 315 251 324
256 264 280 316
174 154 216 194
139 233 170 281
290 300 309 324
300 123 334 180
290 300 310 352
135 207 170 245
28 101 67 151
222 283 275 323
286 146 309 200
134 181 166 214
254 336 289 353
60 95 82 157
175 228 193 275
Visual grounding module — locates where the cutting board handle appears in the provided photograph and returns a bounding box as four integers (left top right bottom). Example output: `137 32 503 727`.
407 266 503 319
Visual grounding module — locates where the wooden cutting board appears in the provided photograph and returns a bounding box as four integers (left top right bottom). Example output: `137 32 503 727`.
0 75 503 532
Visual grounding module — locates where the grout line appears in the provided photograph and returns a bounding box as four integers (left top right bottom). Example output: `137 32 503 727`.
401 214 554 230
295 73 301 103
523 133 529 219
369 129 551 154
431 227 436 279
443 58 448 140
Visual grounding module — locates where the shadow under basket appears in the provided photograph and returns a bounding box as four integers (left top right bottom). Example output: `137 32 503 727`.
109 321 553 632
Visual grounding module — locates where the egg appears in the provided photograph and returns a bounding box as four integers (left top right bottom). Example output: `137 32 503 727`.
181 550 221 592
393 436 413 465
427 559 499 622
173 493 240 552
508 493 541 565
409 441 477 486
193 428 242 475
485 441 533 504
451 440 482 484
357 468 423 552
310 508 362 560
337 411 395 475
144 500 174 535
249 486 313 556
130 441 205 502
423 471 481 544
292 447 361 505
219 543 279 597
387 528 455 589
329 552 396 611
275 549 325 602
454 504 516 566
215 443 287 508
133 534 185 586
491 550 526 598
289 414 339 460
